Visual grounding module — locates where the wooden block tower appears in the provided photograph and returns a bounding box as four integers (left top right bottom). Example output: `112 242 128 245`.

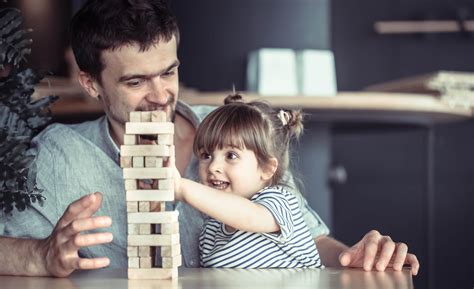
120 111 181 279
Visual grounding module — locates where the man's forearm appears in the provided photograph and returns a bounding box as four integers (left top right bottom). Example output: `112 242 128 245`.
315 235 349 267
0 236 49 276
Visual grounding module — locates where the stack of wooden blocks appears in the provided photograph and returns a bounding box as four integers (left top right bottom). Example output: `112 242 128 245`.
427 71 474 109
120 111 181 279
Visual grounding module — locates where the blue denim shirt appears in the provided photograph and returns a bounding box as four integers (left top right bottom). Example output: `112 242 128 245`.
1 100 329 268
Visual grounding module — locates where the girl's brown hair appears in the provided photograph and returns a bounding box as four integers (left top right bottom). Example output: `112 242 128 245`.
193 93 303 186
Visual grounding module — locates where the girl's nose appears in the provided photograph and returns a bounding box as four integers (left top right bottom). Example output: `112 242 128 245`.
208 159 223 174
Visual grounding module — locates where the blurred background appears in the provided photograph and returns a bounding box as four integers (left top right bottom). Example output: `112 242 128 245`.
4 0 474 90
2 1 473 288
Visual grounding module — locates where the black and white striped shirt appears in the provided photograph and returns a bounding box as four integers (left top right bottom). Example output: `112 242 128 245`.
199 186 322 268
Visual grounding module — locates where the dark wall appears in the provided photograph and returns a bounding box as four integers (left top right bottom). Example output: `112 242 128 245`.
332 0 474 90
13 0 71 76
172 0 329 91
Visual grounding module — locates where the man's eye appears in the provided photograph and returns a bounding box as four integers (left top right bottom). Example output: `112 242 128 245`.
127 79 143 87
163 70 175 77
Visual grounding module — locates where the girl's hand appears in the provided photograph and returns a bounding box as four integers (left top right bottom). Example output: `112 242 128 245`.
166 145 184 201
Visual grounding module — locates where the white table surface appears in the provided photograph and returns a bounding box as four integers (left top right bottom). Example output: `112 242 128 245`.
0 267 413 289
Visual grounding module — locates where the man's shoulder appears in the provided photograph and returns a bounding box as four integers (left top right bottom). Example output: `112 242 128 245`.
177 100 217 125
189 104 217 121
32 117 105 149
33 122 74 145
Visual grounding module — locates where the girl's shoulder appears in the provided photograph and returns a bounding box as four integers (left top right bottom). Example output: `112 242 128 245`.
252 186 296 201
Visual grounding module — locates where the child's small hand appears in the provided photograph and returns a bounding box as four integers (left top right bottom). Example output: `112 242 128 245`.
166 145 184 201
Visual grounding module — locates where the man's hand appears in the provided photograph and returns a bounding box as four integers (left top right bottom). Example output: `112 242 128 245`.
339 230 419 276
39 192 113 277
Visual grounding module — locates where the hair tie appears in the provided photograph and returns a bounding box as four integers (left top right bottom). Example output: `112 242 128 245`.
277 110 290 126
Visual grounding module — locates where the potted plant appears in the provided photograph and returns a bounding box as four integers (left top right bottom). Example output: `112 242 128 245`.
0 7 57 215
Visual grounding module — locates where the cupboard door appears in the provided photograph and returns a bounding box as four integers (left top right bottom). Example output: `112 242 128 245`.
433 120 474 289
331 125 428 289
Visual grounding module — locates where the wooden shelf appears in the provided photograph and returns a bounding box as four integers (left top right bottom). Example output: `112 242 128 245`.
181 91 471 125
374 20 474 34
34 77 472 125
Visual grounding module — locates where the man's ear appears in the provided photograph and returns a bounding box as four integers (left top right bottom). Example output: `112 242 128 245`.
78 71 100 99
261 157 278 182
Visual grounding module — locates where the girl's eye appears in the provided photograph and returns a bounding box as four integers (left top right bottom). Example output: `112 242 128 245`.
226 152 238 160
200 152 211 160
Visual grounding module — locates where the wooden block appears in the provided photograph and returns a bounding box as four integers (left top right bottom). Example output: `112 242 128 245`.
126 190 174 202
161 222 179 235
128 257 140 268
128 211 178 224
128 246 138 257
138 246 153 257
125 180 137 190
140 257 153 268
145 157 164 168
162 255 182 268
124 134 137 145
128 268 178 280
157 134 173 145
158 179 173 190
128 224 140 235
123 167 173 180
139 224 152 235
128 234 180 246
127 201 138 213
127 278 178 287
120 156 132 168
141 111 152 122
125 122 174 135
151 111 167 122
133 157 145 168
121 145 170 157
161 244 181 257
129 111 142 122
138 201 150 212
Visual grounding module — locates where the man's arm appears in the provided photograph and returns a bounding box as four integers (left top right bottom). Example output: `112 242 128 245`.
0 237 48 276
0 193 113 277
315 235 348 268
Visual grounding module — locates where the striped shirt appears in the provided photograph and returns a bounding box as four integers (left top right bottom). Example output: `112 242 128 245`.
199 186 322 268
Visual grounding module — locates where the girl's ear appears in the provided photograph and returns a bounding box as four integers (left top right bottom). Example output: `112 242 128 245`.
261 157 278 182
78 71 101 99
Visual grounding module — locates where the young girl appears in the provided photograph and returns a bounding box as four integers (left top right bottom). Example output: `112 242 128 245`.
173 94 322 268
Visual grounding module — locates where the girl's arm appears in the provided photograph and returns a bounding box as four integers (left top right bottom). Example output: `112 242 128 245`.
177 178 280 233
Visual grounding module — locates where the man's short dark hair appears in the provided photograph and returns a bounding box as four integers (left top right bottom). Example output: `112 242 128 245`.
70 0 179 82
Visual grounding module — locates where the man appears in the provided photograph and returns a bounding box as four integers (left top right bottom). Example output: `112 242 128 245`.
0 0 418 277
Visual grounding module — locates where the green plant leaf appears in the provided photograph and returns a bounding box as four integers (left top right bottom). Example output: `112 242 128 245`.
0 7 57 215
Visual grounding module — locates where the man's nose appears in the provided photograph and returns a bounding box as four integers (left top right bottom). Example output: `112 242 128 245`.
147 78 168 104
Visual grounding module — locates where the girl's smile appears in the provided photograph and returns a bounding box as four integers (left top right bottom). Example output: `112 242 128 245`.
198 145 270 199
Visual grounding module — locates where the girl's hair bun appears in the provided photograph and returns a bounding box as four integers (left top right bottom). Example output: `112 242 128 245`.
224 93 244 104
